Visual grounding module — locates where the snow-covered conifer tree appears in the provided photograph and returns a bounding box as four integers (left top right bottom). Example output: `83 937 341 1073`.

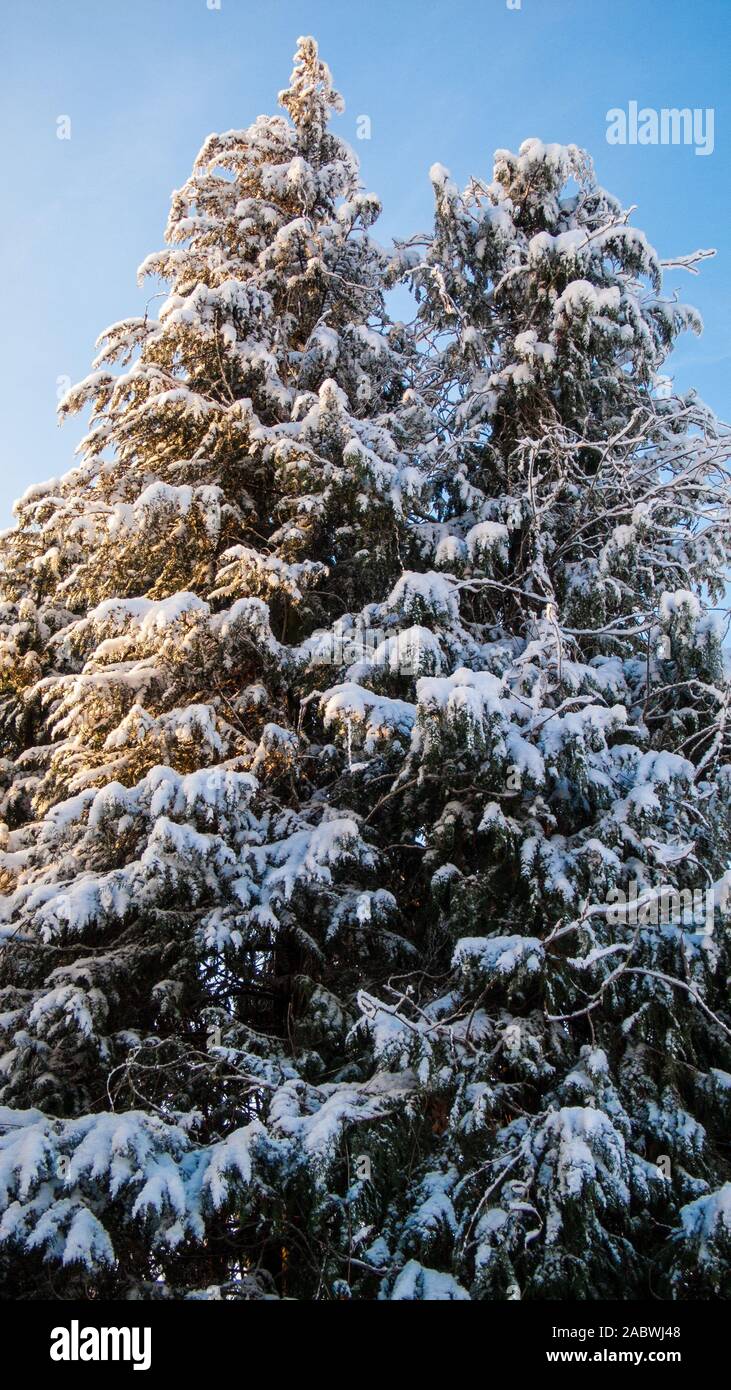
351 140 731 1300
0 37 432 1299
1 48 729 1302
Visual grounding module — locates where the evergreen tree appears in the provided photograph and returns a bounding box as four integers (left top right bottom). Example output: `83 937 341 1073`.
0 37 431 1299
0 50 729 1302
356 139 731 1300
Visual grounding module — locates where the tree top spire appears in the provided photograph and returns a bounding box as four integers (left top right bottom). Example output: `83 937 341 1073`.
278 35 344 146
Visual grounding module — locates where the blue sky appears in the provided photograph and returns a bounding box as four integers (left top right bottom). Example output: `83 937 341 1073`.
1 0 729 526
